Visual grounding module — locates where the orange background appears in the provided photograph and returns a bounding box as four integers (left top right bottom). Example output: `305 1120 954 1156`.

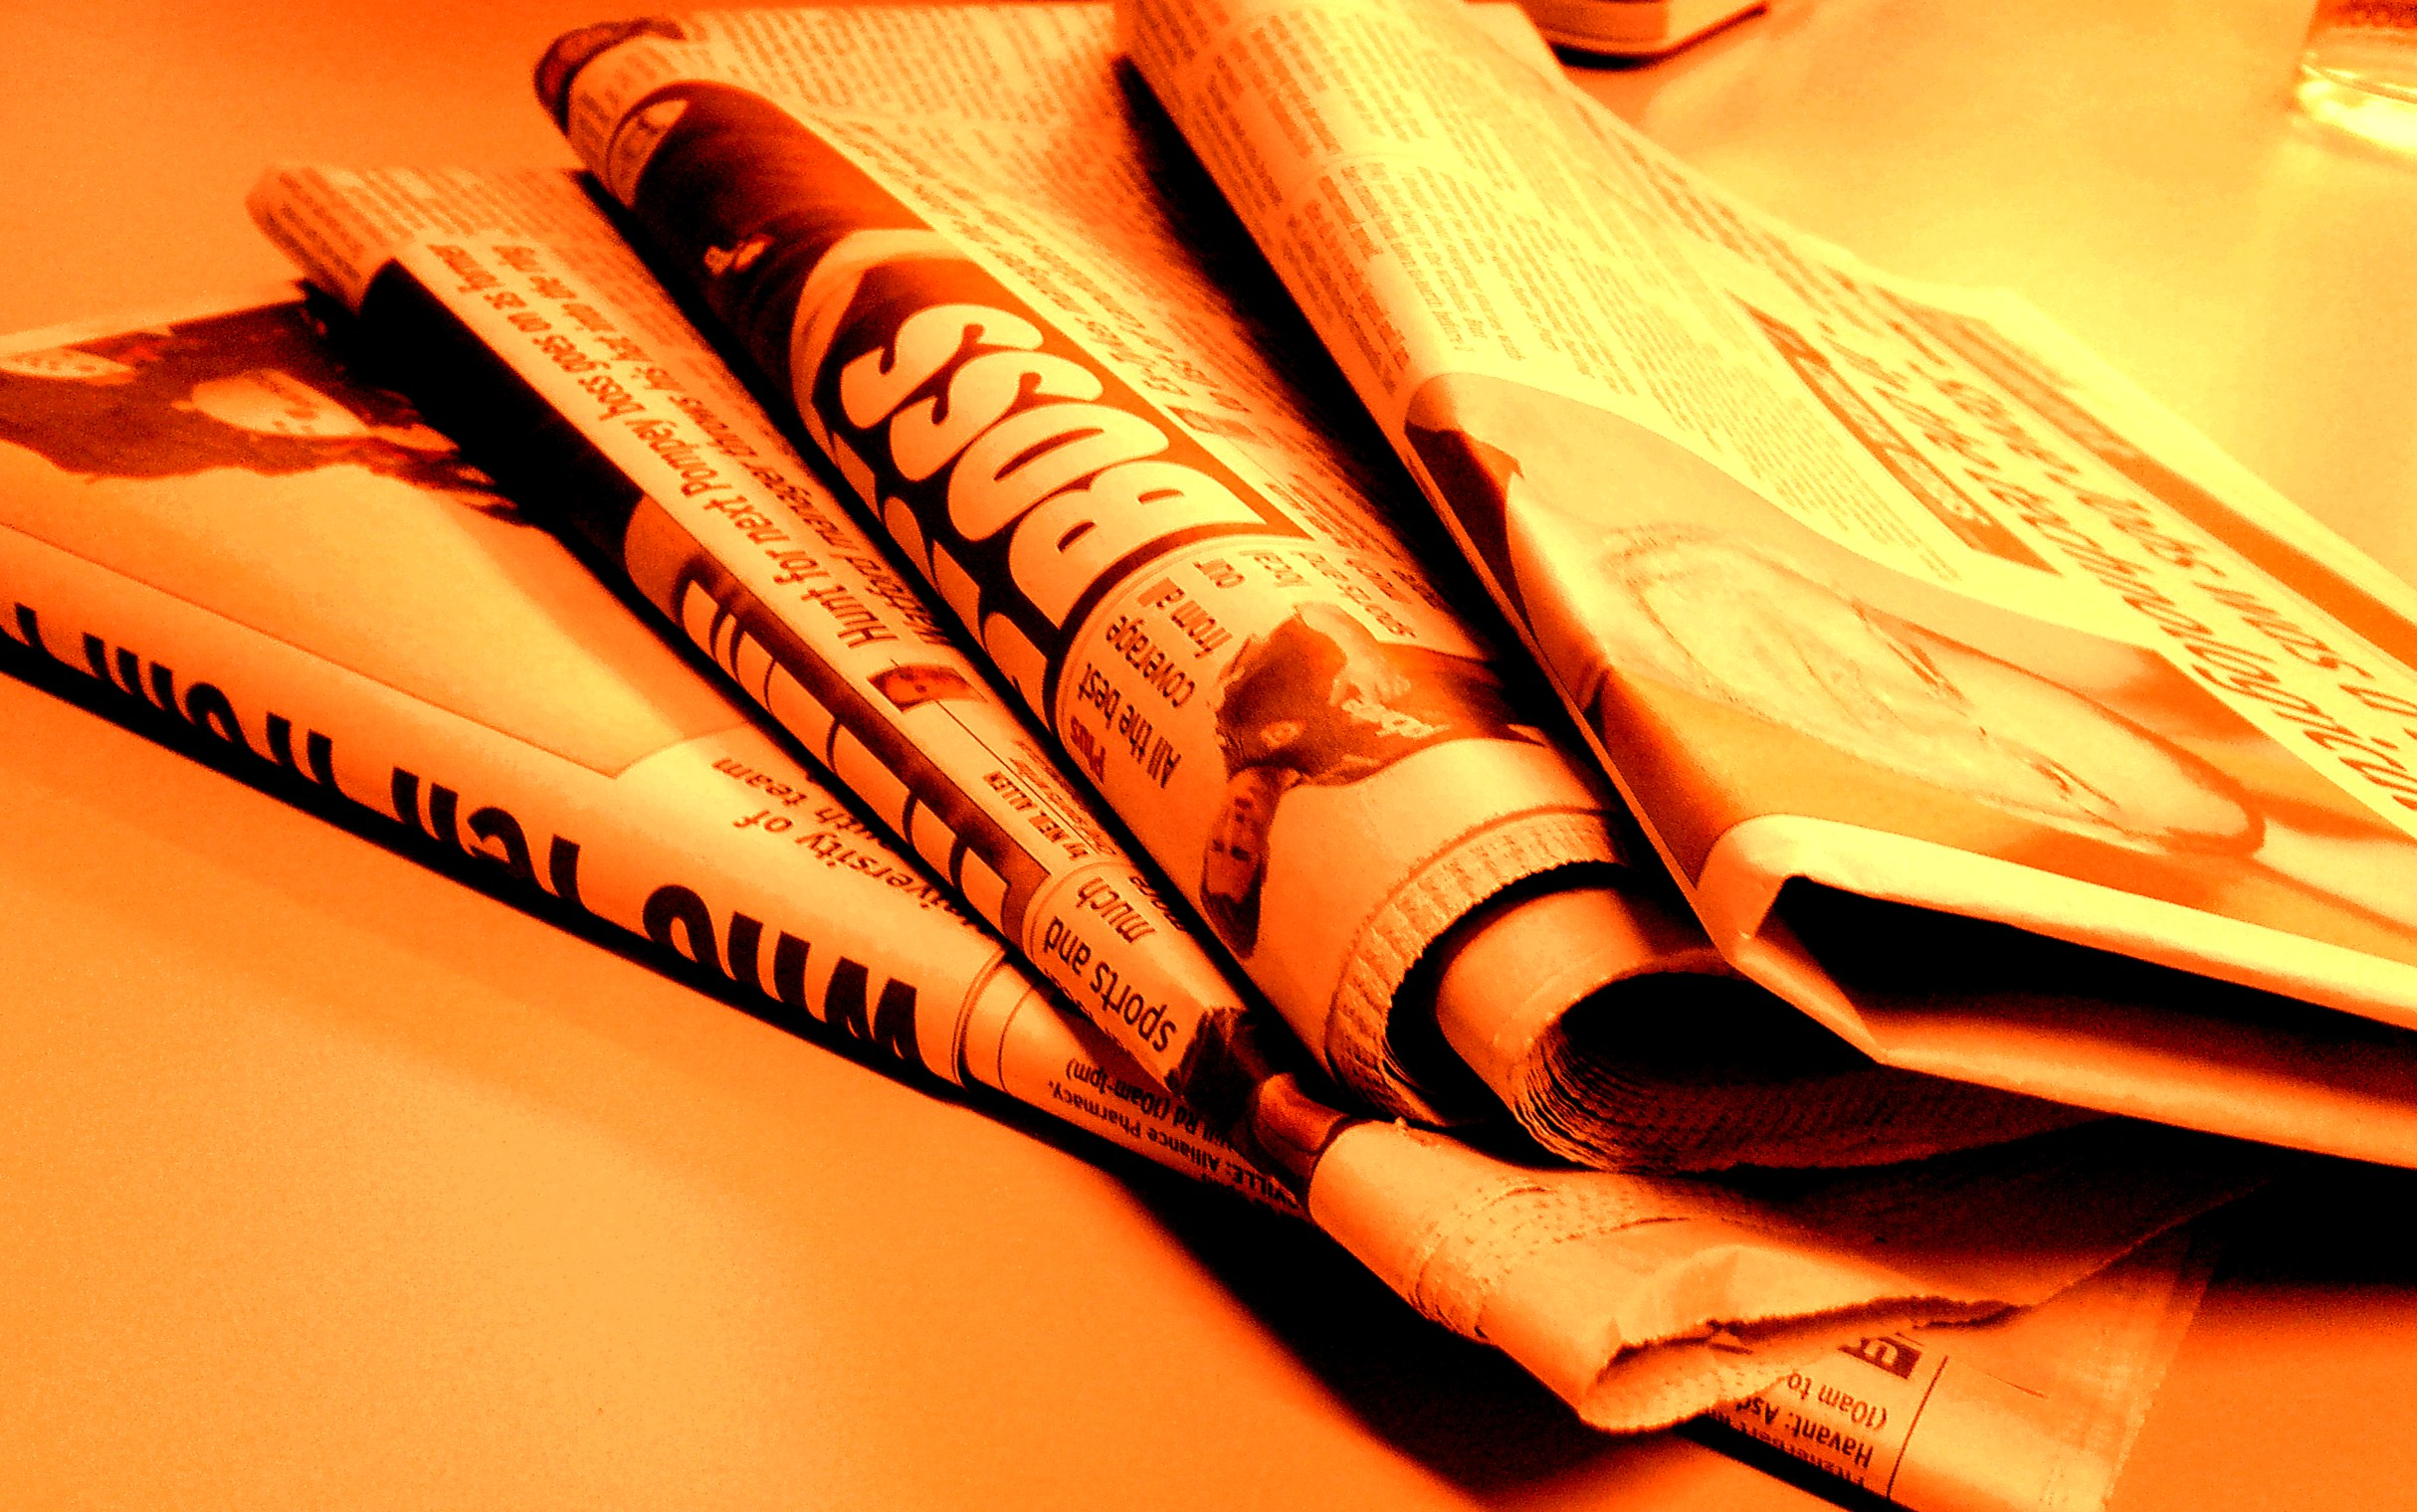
3 1 2416 1508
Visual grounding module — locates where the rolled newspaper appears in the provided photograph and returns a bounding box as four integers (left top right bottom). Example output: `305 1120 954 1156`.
505 10 2076 1169
249 165 1276 1133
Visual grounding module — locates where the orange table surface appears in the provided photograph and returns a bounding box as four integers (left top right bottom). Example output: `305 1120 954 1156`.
3 1 2414 1508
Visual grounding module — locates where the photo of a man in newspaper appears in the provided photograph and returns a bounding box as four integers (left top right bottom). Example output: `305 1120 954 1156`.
1555 524 2266 858
0 302 504 499
1404 371 2417 950
0 299 744 775
1200 600 1535 953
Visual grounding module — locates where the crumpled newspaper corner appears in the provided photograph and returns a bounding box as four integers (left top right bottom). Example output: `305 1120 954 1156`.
1307 1119 2261 1433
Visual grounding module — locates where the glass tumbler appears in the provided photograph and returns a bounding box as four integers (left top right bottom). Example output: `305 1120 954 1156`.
2300 0 2417 151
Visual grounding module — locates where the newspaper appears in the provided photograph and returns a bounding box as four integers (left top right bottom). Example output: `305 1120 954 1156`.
493 5 2099 1175
0 289 2254 1447
1704 1225 2216 1512
1121 0 2417 1167
0 288 1295 1202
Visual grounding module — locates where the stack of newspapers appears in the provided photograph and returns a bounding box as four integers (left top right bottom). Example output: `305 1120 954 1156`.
7 1 2415 1506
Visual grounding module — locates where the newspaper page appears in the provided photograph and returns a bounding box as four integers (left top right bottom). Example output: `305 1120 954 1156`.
0 292 2254 1443
509 5 2094 1174
1121 0 2417 1168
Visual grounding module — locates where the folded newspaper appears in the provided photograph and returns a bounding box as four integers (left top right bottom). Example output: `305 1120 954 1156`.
490 0 2417 1174
0 292 2246 1470
1117 0 2417 1164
